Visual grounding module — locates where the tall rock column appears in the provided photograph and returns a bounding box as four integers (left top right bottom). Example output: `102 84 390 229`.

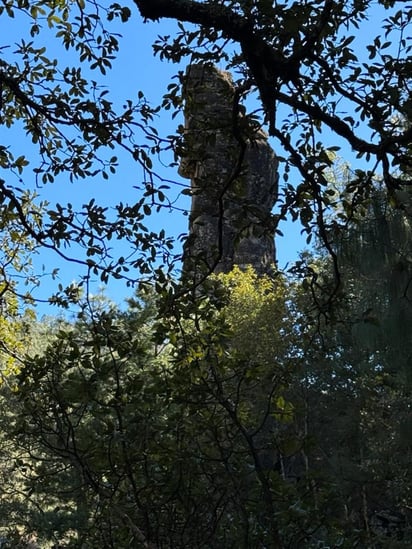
179 64 278 276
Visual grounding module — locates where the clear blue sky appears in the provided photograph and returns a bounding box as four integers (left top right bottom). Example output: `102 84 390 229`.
0 2 392 314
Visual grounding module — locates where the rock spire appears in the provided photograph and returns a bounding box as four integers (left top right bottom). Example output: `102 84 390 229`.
179 64 278 276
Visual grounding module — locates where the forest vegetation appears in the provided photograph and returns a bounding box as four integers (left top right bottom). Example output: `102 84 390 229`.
0 1 412 547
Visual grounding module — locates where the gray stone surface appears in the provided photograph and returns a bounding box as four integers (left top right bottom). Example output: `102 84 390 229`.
179 64 278 275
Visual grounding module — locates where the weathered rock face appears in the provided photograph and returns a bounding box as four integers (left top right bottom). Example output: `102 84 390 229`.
179 64 278 276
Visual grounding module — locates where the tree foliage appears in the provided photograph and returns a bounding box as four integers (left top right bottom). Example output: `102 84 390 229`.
0 247 409 547
0 0 177 302
289 185 412 546
1 0 412 299
1 2 412 548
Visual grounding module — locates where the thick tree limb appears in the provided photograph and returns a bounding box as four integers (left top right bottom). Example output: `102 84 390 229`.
135 0 248 40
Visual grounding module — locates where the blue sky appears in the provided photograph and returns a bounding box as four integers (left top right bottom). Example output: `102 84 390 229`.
0 2 395 314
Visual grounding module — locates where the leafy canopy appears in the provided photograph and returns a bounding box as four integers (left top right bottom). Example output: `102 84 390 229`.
1 0 412 307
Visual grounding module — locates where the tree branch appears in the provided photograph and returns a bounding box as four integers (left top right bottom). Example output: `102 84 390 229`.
133 0 412 164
